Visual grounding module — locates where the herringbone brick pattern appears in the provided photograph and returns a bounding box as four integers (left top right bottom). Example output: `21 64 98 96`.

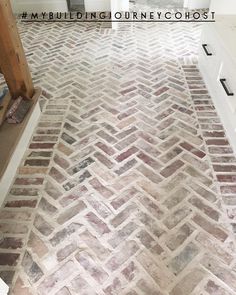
0 13 236 295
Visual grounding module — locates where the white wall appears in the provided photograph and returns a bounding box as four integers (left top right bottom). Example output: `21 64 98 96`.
11 0 68 13
11 0 129 14
84 0 129 12
210 0 236 14
116 0 129 11
84 0 110 12
111 0 129 29
184 0 210 9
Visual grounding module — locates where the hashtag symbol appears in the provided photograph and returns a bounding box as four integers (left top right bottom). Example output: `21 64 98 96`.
21 12 27 19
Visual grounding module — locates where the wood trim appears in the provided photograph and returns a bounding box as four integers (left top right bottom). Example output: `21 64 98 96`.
0 0 34 99
0 92 11 126
0 87 41 181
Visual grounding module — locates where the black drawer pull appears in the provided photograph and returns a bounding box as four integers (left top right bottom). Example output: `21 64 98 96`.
202 44 212 56
220 78 234 96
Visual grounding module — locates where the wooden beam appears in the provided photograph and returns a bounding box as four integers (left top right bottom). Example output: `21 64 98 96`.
0 92 11 126
0 0 34 99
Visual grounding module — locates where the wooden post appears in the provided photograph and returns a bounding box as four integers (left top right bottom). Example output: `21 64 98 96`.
0 0 34 99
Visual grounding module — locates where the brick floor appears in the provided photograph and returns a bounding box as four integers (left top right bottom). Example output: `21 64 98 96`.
0 10 236 295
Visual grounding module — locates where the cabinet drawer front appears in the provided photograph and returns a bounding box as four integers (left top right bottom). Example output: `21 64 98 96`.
217 62 236 113
199 26 221 78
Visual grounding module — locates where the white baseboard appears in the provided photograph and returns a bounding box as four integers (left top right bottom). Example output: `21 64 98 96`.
11 0 68 13
0 101 41 208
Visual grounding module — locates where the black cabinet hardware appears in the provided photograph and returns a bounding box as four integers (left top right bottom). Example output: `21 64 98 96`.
202 44 212 56
220 78 234 96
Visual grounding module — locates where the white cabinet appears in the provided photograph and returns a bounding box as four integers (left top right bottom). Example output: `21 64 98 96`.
218 62 236 113
199 17 236 153
198 26 221 79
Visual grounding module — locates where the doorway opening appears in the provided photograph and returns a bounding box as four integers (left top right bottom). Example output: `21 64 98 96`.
67 0 85 11
130 0 184 9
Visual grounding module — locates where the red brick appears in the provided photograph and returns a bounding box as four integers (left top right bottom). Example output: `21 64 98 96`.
137 152 161 170
160 160 184 178
29 143 55 149
115 147 138 162
0 253 20 266
76 252 108 284
106 241 139 271
5 199 37 208
213 165 236 172
192 214 228 242
95 142 115 156
94 151 115 168
14 178 44 185
180 142 205 158
85 212 110 235
89 178 114 198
